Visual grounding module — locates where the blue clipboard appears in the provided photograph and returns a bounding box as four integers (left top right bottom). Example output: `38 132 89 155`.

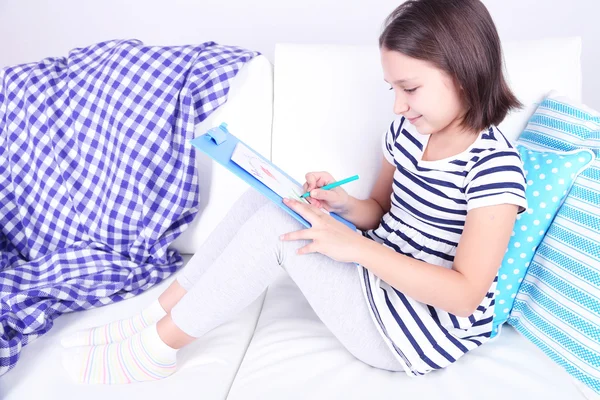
190 123 356 231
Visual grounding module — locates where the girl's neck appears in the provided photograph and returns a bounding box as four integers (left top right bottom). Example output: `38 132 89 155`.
421 125 481 162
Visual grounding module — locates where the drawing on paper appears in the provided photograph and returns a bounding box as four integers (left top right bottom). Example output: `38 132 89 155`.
231 142 310 203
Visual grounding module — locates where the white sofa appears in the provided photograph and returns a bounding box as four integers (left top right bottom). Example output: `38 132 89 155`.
0 38 595 400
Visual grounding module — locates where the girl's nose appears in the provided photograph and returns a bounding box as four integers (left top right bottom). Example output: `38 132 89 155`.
393 95 409 115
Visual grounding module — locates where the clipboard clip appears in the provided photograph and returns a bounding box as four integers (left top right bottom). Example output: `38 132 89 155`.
205 123 230 145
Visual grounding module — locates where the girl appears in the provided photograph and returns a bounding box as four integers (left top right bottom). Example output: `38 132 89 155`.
61 0 527 384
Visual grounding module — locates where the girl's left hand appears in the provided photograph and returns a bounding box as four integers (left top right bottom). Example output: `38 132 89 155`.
279 197 365 263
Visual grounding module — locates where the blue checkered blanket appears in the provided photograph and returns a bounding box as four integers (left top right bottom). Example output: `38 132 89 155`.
0 39 257 376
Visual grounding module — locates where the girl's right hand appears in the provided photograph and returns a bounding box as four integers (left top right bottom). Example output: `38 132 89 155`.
303 171 351 214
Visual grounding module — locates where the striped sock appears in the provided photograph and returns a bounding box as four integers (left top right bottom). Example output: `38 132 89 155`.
61 299 167 348
61 322 178 384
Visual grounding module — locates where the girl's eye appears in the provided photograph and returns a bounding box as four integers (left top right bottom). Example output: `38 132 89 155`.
404 87 418 93
388 86 393 91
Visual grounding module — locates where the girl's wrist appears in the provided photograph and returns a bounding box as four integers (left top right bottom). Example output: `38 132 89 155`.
352 233 374 265
338 195 356 216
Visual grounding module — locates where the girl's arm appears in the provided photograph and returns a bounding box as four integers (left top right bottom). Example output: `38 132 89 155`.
338 157 395 231
355 203 519 317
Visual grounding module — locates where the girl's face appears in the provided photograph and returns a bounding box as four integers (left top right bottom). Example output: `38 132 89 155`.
381 48 469 136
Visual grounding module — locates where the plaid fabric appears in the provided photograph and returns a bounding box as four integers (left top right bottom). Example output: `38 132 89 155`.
0 39 258 376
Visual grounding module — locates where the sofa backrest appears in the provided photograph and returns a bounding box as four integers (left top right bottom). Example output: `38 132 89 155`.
271 38 583 199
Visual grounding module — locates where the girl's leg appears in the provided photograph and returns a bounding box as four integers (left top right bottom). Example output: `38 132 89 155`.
166 202 403 371
154 188 273 312
62 193 403 384
171 188 273 294
61 189 271 348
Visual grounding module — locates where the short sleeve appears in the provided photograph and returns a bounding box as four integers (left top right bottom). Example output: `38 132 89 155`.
382 120 397 164
464 149 528 213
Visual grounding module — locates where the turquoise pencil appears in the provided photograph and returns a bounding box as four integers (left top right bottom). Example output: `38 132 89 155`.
300 174 359 198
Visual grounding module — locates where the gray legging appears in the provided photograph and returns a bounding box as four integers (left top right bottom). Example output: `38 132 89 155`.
170 189 403 372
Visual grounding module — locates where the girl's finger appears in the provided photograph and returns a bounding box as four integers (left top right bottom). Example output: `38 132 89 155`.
307 197 321 208
312 189 338 203
296 243 316 255
306 173 317 191
279 228 312 241
311 189 326 199
283 198 321 222
316 172 334 187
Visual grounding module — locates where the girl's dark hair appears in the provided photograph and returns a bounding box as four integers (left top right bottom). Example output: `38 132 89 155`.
379 0 522 132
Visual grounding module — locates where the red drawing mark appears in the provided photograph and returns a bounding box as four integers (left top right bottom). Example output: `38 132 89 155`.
261 165 277 181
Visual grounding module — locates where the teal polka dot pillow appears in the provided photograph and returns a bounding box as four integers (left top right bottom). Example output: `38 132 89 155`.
491 145 594 337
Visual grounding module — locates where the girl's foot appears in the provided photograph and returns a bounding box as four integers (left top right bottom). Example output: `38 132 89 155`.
61 322 178 384
60 299 167 348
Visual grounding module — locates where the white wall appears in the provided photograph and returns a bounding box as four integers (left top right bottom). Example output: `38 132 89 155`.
1 0 598 109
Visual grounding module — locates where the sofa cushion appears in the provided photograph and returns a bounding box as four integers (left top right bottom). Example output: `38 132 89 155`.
509 92 600 396
0 255 266 400
492 145 594 336
227 274 588 400
170 55 274 255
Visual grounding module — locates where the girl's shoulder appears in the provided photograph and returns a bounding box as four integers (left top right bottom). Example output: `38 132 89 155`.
470 126 522 163
479 126 517 151
465 126 525 176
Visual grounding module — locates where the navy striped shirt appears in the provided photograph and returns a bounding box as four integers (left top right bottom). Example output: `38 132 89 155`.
359 117 527 376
